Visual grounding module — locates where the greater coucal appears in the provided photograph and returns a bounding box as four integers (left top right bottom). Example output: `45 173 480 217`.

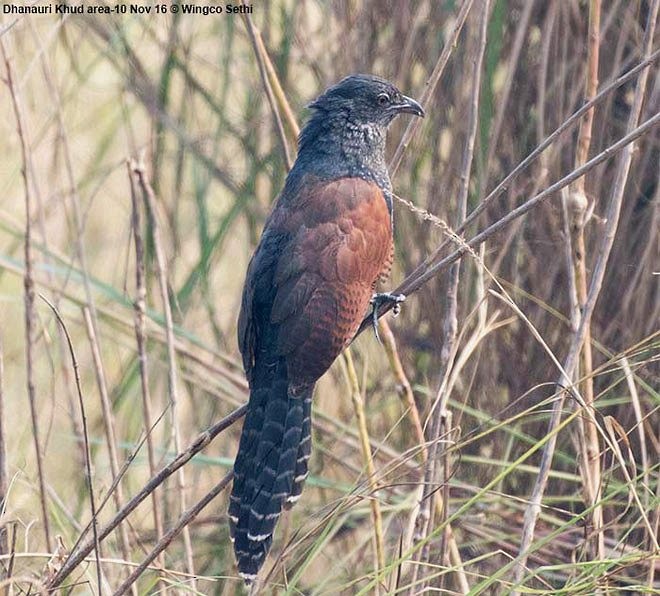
229 74 424 582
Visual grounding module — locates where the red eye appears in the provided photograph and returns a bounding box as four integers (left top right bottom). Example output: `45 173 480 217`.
377 93 390 106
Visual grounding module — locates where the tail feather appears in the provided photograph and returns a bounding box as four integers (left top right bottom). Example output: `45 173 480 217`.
285 393 313 508
229 359 314 582
228 386 268 540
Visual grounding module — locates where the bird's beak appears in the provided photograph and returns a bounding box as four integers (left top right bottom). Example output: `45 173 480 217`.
393 95 425 117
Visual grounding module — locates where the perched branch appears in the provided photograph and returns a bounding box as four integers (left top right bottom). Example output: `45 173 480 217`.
358 109 660 336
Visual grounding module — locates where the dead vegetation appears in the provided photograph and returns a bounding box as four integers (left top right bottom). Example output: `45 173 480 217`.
0 1 658 594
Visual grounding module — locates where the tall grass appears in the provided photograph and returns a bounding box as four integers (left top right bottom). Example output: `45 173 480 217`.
0 1 658 594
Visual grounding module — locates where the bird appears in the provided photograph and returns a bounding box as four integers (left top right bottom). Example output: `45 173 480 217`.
229 74 424 583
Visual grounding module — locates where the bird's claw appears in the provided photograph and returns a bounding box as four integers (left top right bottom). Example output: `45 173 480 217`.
370 292 406 344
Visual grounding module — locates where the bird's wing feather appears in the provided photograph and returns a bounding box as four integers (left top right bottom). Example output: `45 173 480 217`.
272 177 392 381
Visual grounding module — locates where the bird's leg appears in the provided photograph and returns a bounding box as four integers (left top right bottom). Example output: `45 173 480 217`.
369 292 406 344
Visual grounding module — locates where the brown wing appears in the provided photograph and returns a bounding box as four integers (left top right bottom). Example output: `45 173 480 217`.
269 177 393 384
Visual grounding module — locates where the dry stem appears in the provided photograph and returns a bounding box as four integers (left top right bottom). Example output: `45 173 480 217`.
1 38 52 552
42 297 103 593
512 1 659 589
565 0 605 569
82 307 134 588
112 472 233 596
127 161 165 583
45 405 247 590
412 3 489 591
342 350 386 585
244 14 294 169
389 0 476 176
132 160 197 587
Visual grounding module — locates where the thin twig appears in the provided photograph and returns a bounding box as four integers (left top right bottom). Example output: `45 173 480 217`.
132 159 197 588
82 307 134 588
112 471 233 596
127 160 165 583
378 319 426 461
389 0 476 176
243 14 294 169
45 404 247 590
245 14 300 139
41 296 103 594
1 38 52 552
483 0 534 183
619 357 649 509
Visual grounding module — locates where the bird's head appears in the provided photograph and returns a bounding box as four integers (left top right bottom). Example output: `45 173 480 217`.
308 74 425 128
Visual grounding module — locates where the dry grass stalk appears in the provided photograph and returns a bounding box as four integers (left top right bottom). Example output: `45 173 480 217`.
244 14 294 170
564 0 605 570
112 472 233 596
45 404 246 590
413 3 489 590
27 18 90 478
619 357 649 507
512 0 660 588
389 0 476 176
132 160 197 589
378 318 426 462
82 307 134 589
484 0 535 181
342 350 386 586
127 160 165 586
244 13 301 165
1 39 52 553
42 296 104 593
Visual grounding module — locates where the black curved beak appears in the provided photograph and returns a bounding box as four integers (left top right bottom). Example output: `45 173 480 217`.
393 95 425 117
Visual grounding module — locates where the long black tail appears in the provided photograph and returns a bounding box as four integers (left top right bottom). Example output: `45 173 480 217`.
229 359 314 582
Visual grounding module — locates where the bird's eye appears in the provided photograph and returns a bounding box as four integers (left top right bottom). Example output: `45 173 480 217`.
377 93 390 106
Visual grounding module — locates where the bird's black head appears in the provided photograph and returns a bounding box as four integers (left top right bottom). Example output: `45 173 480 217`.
290 74 424 196
308 74 425 127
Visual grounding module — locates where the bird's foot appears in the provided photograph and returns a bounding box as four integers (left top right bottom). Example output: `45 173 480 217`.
369 292 406 344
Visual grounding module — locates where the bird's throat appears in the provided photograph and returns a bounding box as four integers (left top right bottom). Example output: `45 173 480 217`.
296 111 391 195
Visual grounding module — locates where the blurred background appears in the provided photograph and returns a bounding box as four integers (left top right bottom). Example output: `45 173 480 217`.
0 0 658 593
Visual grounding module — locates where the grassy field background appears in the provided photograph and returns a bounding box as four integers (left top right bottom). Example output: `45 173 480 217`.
0 0 658 594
